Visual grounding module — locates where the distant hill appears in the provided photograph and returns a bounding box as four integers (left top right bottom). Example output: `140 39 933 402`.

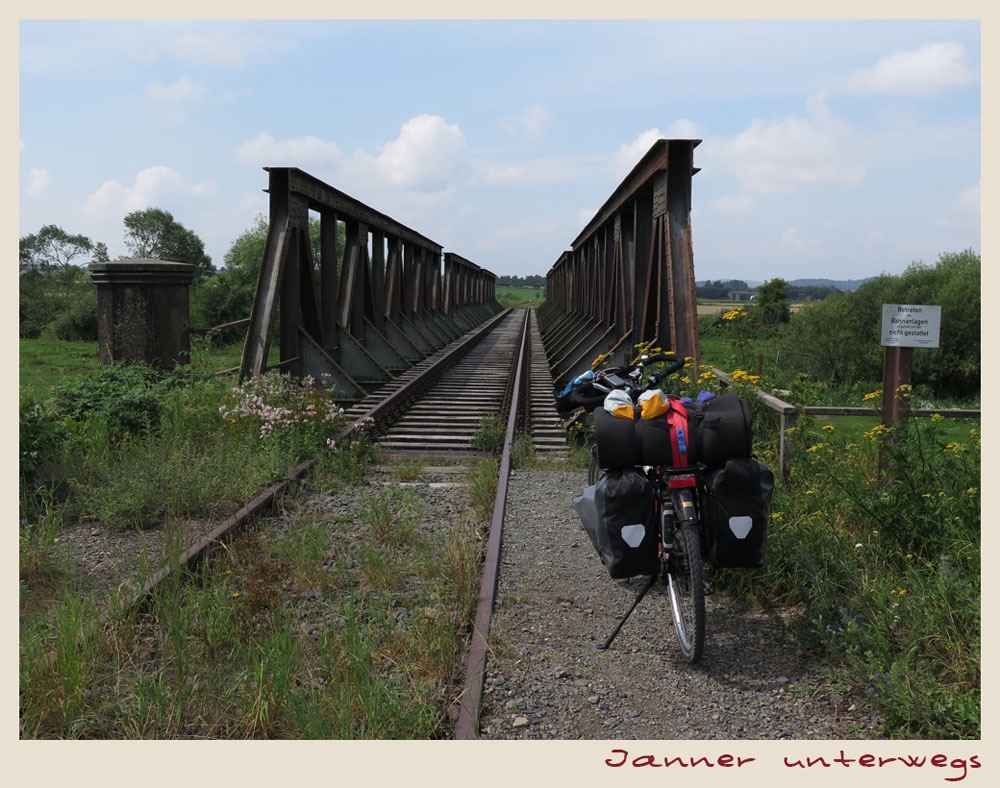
700 278 873 292
788 277 873 291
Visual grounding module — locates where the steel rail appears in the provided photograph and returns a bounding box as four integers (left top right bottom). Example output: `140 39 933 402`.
454 308 531 739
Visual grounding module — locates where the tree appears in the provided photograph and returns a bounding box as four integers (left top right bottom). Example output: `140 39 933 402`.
753 278 791 326
19 224 95 270
122 208 214 275
190 214 342 329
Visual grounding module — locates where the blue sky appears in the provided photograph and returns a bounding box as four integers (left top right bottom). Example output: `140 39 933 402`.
18 18 981 283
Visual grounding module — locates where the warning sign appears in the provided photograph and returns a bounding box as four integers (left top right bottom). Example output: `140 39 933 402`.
881 304 941 348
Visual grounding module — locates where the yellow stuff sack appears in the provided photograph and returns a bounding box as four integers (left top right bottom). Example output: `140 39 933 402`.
637 389 669 419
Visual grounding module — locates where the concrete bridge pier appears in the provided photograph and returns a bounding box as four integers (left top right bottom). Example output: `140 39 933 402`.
89 258 196 370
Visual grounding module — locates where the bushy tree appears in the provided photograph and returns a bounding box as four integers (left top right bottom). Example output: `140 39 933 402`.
123 208 214 275
19 224 96 270
753 277 791 326
19 224 101 339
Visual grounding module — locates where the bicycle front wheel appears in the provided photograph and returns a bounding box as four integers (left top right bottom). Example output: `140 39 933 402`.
587 443 603 486
666 520 705 664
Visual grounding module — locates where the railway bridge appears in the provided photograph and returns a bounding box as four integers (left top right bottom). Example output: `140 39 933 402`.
236 138 701 427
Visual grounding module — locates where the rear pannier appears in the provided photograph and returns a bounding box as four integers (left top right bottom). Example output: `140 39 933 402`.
701 457 774 568
573 468 659 579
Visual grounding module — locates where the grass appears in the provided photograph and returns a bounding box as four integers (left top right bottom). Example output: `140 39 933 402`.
19 453 487 738
20 326 980 739
19 339 101 399
496 286 544 308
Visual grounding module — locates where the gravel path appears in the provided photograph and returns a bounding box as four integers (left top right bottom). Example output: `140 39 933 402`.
477 466 885 740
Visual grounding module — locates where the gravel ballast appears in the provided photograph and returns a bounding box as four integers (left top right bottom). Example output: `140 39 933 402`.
476 466 884 740
35 460 885 740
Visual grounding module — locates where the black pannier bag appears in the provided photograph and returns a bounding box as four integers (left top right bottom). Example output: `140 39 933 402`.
698 393 753 465
701 457 774 568
593 406 641 468
573 468 658 579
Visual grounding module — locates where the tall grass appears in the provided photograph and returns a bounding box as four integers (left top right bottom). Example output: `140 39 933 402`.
709 389 980 738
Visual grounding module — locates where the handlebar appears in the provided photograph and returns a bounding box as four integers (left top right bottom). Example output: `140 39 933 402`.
558 352 687 413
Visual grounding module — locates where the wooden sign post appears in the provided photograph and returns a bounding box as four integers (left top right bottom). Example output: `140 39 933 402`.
879 304 941 472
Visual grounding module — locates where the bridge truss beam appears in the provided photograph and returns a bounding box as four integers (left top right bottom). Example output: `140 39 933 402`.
537 139 701 387
240 167 500 400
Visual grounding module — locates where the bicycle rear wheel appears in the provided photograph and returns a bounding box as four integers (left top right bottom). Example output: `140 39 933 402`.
666 520 705 663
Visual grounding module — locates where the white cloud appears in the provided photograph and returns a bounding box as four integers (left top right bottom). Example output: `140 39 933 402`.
367 115 469 193
716 93 864 195
779 226 818 250
496 104 552 138
953 182 980 215
843 42 976 96
614 128 664 176
84 165 216 217
521 104 552 137
147 75 208 104
27 168 52 197
235 133 343 168
712 193 754 213
666 118 701 139
158 30 293 69
484 157 589 186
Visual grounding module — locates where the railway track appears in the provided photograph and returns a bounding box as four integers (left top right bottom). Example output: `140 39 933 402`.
55 306 565 738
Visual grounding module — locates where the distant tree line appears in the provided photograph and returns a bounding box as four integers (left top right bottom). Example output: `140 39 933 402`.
496 274 545 288
696 278 841 301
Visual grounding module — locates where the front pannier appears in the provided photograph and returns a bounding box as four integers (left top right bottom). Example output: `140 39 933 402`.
573 468 658 579
701 457 774 568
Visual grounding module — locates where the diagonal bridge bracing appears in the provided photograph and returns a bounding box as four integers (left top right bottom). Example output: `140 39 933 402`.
240 167 501 400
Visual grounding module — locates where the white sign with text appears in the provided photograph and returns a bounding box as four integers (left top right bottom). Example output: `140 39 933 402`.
881 304 941 348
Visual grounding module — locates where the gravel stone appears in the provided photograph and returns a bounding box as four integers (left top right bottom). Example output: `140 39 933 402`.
476 467 885 740
35 460 885 740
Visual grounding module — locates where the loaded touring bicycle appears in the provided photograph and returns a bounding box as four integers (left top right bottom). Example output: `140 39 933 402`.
559 354 775 663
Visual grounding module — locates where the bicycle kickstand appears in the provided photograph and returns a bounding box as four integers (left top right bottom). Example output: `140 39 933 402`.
596 573 658 651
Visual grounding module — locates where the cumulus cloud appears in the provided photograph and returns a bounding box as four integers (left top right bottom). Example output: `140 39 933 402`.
843 41 976 96
26 168 52 197
235 132 343 168
84 165 216 216
716 93 864 195
368 114 469 192
614 128 664 175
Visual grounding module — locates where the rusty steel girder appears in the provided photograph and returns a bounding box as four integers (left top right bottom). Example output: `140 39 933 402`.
537 139 701 387
240 167 500 400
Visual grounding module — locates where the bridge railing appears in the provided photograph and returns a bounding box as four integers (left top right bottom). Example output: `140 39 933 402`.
537 139 702 388
240 167 500 400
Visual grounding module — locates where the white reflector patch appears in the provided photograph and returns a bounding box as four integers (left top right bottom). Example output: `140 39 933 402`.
621 524 646 548
729 516 753 539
